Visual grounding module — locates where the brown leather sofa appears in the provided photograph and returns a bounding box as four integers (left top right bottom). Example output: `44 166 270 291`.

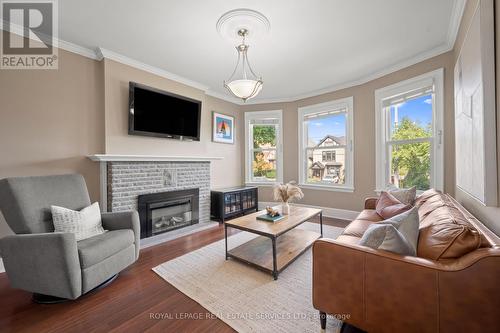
313 190 500 333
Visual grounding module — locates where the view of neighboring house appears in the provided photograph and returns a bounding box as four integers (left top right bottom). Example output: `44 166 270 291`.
308 135 346 184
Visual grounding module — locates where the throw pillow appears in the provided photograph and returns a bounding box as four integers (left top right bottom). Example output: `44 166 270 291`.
376 207 420 255
51 202 106 241
359 224 414 255
376 191 411 219
386 184 417 205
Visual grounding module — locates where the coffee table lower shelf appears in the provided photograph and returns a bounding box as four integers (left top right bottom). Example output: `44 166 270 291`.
226 228 321 279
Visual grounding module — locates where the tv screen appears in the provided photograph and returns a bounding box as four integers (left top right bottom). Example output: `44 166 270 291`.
129 82 201 141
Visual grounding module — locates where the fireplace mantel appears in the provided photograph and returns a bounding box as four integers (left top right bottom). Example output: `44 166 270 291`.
88 154 224 162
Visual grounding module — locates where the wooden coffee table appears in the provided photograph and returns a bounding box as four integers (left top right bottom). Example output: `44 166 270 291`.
224 206 323 280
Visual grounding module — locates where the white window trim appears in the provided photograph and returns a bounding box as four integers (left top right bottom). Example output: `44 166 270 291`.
374 68 444 193
298 97 355 192
244 110 284 186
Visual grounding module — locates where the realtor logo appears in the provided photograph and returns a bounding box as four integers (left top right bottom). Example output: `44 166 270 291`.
1 0 58 69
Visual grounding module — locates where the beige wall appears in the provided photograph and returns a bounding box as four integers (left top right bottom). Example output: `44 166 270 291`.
242 52 455 212
102 59 243 188
0 48 105 236
454 0 500 236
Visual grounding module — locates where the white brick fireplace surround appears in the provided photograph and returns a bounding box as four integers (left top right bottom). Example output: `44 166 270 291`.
88 155 223 247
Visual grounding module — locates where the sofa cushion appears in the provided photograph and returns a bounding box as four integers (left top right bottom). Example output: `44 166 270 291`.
77 229 134 268
376 191 411 219
359 224 414 255
375 207 420 255
387 184 417 205
356 209 384 222
418 223 483 260
415 188 441 207
343 219 377 238
417 192 485 260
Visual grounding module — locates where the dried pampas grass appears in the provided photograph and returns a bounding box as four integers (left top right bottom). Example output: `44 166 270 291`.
273 181 304 203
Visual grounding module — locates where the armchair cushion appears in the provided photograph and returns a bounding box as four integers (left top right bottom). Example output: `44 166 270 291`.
51 202 106 241
77 229 134 268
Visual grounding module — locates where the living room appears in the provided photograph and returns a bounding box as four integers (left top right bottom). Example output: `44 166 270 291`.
0 0 499 332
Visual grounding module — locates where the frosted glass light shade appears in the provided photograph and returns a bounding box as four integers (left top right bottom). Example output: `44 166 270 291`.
225 79 263 101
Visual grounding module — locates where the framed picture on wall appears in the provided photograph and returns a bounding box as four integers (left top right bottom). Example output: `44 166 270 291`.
212 112 234 144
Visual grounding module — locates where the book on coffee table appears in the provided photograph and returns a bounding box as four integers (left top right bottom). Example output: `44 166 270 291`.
256 214 286 222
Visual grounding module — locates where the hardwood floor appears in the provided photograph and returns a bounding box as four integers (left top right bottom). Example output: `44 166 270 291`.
0 217 348 333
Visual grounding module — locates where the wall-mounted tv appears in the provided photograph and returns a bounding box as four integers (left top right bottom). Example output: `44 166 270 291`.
129 82 202 141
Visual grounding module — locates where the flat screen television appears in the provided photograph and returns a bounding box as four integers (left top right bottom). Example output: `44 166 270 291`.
128 82 202 141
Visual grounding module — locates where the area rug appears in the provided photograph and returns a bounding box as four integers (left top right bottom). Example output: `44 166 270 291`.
153 222 344 333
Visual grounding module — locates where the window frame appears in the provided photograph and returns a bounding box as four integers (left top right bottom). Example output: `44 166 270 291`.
244 110 283 186
298 97 355 192
374 68 444 192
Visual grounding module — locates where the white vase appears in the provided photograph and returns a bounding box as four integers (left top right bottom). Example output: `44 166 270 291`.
282 202 290 215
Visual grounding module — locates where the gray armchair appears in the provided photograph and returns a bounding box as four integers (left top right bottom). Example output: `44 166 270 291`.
0 174 140 302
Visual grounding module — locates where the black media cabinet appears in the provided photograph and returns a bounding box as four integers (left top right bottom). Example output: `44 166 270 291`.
210 186 258 223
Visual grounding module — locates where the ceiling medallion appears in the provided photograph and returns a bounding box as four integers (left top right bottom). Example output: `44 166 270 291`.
217 9 270 102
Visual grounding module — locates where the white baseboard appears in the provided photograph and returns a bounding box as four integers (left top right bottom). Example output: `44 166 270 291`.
0 258 4 273
258 202 359 221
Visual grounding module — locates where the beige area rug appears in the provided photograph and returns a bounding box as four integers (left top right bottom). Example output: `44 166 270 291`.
153 222 345 333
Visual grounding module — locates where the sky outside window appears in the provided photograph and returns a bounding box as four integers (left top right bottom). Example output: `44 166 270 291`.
390 94 432 139
307 113 346 145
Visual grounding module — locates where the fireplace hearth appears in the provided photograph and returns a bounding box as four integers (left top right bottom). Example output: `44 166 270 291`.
138 189 199 239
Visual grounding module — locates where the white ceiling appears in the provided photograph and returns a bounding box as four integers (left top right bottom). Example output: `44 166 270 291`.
57 0 464 104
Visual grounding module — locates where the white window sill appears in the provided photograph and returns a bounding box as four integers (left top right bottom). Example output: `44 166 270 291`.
299 183 355 193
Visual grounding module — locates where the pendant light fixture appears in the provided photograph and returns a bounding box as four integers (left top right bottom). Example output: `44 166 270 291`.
217 9 269 102
223 28 263 102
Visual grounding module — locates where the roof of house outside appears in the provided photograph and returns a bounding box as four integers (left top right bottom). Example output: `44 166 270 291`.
315 135 346 147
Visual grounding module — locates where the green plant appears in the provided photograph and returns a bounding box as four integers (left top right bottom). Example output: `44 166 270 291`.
253 125 276 148
391 118 431 190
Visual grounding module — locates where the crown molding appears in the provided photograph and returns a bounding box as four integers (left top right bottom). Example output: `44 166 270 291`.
96 47 209 91
204 89 243 104
58 39 99 60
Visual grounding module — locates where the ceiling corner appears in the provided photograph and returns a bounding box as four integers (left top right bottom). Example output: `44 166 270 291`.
446 0 467 50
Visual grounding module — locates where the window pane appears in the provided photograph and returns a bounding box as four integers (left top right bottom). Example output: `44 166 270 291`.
306 113 346 147
306 147 345 184
252 125 276 149
390 94 432 140
252 151 276 181
389 142 431 191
